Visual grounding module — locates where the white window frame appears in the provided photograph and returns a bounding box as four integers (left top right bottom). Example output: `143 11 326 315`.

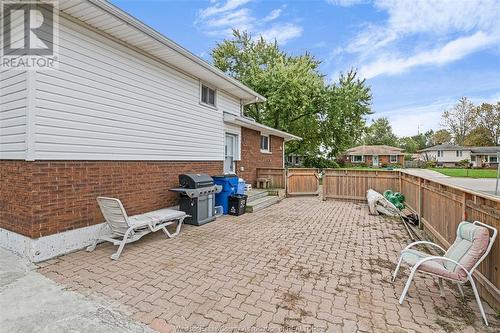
200 82 217 108
260 134 271 153
352 155 364 163
456 150 463 157
389 155 398 163
437 150 443 157
488 155 498 163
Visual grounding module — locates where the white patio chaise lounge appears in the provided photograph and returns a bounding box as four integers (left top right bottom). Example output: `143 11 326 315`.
392 221 497 326
87 197 188 260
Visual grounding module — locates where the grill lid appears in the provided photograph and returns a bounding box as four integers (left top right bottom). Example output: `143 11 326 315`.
179 174 214 189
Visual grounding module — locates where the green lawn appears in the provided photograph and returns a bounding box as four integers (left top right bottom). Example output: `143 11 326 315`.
430 168 498 178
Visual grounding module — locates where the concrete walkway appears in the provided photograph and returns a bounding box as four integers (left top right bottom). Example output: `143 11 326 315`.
405 169 499 196
0 248 152 333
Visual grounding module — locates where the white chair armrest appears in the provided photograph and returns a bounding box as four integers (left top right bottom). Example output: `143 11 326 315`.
412 256 470 277
403 241 446 253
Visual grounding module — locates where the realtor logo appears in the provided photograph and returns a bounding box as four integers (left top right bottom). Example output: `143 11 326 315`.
1 0 58 69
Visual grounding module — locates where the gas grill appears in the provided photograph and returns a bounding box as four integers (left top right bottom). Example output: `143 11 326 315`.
170 174 221 226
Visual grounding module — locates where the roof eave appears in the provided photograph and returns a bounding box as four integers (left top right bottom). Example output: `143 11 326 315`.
224 114 301 141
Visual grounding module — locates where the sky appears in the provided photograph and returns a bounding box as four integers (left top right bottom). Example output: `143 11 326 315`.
111 0 500 137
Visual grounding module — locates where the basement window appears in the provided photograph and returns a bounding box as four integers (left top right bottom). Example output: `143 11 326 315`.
200 83 216 107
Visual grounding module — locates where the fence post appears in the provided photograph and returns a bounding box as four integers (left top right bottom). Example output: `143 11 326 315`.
285 168 288 197
322 171 326 201
462 192 467 220
418 177 423 229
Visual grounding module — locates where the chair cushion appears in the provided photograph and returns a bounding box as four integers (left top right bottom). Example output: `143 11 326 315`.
401 249 462 281
128 209 186 228
444 222 490 280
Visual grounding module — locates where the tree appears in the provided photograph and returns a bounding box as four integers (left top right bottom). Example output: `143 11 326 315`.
441 97 476 145
431 129 452 145
474 102 500 145
399 137 418 154
211 30 372 158
463 126 495 146
364 117 398 146
320 70 372 158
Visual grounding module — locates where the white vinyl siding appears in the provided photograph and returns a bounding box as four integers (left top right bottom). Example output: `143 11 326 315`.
31 15 242 161
424 150 471 163
218 92 241 116
0 70 27 159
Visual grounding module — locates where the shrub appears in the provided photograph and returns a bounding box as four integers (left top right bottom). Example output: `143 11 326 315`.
456 159 471 168
303 156 339 169
425 160 437 168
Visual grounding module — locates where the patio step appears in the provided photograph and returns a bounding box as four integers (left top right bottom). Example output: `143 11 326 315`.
245 195 281 213
246 190 269 203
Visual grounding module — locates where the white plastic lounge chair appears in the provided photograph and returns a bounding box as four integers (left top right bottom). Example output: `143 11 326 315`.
392 221 497 326
87 197 188 260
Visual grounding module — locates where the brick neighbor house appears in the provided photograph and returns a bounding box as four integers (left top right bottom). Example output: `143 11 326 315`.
0 0 299 261
344 145 405 167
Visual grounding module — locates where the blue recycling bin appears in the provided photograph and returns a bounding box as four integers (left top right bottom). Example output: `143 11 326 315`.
213 175 238 214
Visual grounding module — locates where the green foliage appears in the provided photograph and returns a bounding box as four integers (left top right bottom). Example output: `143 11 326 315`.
363 117 398 146
463 126 494 146
302 155 338 169
211 30 372 158
440 98 499 146
432 129 452 145
398 131 433 153
474 102 500 145
455 159 471 168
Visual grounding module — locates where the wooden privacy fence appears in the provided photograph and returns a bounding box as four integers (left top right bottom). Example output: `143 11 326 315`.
286 168 320 195
323 169 500 310
323 169 400 200
400 171 500 310
256 167 286 189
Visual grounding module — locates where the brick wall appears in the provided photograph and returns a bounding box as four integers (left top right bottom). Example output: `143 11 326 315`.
0 160 222 238
349 154 404 166
236 127 284 186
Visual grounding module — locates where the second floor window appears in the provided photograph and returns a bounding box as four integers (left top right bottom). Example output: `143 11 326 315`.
260 135 270 152
201 84 216 107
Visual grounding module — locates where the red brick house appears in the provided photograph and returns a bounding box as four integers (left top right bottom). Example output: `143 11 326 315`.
344 145 405 167
0 1 299 261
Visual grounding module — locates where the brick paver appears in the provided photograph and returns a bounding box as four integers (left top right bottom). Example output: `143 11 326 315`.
38 197 499 332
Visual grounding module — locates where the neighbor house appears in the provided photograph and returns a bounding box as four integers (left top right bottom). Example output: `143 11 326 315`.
0 0 299 261
285 154 306 167
344 145 405 167
418 144 499 168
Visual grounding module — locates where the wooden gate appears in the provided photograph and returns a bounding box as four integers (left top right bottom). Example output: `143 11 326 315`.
286 168 320 195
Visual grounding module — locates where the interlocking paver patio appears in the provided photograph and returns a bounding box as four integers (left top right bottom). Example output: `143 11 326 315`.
38 197 499 332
